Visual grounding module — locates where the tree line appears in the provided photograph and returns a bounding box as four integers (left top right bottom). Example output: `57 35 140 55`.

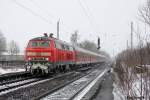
0 31 20 56
115 0 150 76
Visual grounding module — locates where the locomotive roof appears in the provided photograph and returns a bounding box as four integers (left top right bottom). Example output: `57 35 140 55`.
30 36 72 47
74 46 105 58
30 36 52 41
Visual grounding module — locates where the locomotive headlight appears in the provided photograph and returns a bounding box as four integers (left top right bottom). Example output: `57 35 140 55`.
27 52 36 56
28 57 31 60
46 58 49 61
41 52 51 56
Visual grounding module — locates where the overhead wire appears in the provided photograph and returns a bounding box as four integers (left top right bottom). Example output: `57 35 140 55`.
29 0 72 34
77 0 98 34
13 0 99 39
78 0 93 27
12 0 72 36
13 0 53 25
29 0 56 20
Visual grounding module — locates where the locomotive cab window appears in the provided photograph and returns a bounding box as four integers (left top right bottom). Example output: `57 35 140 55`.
28 41 50 47
30 41 38 47
40 41 50 47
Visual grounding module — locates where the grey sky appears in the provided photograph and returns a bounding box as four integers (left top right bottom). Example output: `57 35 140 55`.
0 0 147 56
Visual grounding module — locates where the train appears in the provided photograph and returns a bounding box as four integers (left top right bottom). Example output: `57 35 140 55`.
25 33 106 75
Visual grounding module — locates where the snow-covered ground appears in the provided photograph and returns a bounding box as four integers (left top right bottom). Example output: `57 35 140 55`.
113 71 150 100
0 67 25 75
113 83 126 100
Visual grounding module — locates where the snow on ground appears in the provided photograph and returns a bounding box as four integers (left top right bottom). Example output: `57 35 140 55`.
112 69 126 100
0 67 25 75
113 83 126 100
113 71 150 100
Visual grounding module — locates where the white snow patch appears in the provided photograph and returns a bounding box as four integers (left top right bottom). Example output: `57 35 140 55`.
0 67 25 75
113 83 126 100
113 72 149 100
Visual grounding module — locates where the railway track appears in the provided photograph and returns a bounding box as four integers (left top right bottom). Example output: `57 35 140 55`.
0 71 31 85
0 64 108 100
0 71 82 100
0 78 41 95
39 67 109 100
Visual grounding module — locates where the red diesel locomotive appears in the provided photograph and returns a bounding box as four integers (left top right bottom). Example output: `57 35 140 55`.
25 33 105 75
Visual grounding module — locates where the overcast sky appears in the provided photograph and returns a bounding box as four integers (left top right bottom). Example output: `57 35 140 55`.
0 0 147 56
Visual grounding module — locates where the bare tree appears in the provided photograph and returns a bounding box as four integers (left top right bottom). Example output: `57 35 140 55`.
8 40 20 55
79 40 97 52
79 40 110 57
70 33 110 57
139 0 150 26
113 1 150 99
70 30 79 46
115 38 150 100
0 30 6 55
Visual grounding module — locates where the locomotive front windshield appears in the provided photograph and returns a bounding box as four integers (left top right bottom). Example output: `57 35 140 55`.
28 41 50 47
